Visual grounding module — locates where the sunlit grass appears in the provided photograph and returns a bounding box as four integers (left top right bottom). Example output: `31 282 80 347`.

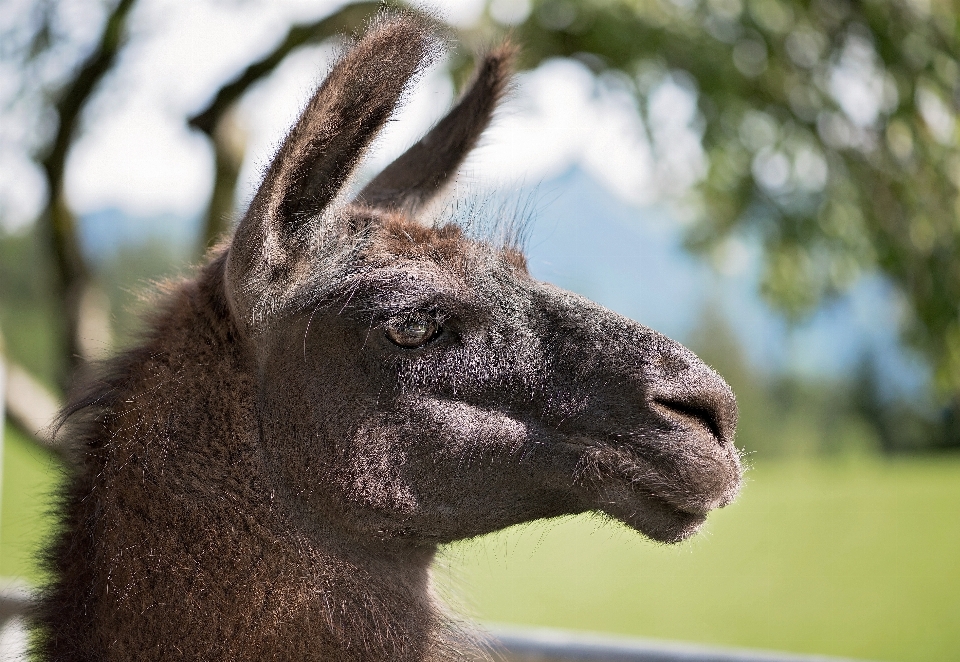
3 426 958 661
1 422 61 582
438 456 960 662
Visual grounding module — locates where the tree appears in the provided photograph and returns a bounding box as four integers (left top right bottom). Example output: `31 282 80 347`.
493 0 959 444
0 0 391 444
2 0 958 449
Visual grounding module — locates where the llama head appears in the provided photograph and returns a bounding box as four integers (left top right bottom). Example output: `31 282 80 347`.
223 14 741 547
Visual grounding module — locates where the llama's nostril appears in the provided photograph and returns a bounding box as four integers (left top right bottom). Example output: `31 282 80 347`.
653 398 726 446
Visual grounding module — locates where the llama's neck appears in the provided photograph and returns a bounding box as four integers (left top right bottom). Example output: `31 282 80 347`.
38 261 451 662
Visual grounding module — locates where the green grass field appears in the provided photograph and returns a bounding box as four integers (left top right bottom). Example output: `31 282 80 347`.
438 457 960 662
3 423 959 661
1 423 61 581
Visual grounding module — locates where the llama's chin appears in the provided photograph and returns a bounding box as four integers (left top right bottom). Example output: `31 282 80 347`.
600 487 710 544
577 434 742 543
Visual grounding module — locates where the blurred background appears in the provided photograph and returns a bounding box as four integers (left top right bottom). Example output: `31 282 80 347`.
0 0 958 659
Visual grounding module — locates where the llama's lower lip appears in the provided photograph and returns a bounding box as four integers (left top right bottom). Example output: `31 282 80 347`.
606 489 708 543
548 431 740 539
621 458 741 519
564 434 740 542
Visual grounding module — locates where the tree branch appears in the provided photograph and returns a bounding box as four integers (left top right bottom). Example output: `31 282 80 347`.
2 360 67 460
187 1 387 252
38 0 138 388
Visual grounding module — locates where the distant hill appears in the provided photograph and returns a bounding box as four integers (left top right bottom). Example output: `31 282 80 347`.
78 208 199 261
77 167 926 396
519 168 925 396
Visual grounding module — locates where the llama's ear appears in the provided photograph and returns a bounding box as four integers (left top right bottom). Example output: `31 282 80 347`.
355 43 515 214
249 15 440 225
225 14 439 324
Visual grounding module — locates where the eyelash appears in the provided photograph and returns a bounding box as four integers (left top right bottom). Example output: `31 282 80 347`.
382 309 452 349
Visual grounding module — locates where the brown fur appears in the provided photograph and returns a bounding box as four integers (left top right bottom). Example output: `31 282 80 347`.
34 13 742 662
357 43 516 214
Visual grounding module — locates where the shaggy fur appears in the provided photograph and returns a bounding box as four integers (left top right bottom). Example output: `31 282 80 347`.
34 13 742 662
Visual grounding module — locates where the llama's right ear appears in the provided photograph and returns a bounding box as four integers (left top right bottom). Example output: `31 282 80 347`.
355 43 514 214
225 14 438 325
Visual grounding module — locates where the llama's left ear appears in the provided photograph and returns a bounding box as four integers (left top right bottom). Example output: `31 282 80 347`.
355 43 514 214
225 13 440 326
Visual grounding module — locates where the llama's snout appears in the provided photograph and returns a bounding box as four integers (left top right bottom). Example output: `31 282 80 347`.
638 332 739 450
649 369 738 449
638 345 743 515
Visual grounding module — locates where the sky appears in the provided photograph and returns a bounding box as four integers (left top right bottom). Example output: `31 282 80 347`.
0 0 699 229
0 0 928 394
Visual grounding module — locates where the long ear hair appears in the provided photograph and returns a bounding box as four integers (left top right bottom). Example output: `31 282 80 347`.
356 43 515 215
225 13 441 325
224 13 514 327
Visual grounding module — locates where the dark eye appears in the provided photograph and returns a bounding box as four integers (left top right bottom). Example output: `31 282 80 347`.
385 317 439 348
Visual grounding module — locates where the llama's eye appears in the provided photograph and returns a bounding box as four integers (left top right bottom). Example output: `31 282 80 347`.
385 318 439 348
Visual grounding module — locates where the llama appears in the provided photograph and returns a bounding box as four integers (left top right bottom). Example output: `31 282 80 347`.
35 14 742 662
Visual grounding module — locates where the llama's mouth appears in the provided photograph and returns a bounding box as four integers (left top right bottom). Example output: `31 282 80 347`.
569 434 742 543
604 489 709 543
594 464 723 543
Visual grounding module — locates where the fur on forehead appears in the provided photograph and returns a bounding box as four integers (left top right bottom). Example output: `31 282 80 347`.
248 200 531 325
350 205 529 273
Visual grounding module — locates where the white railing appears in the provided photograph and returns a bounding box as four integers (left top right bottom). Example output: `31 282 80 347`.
0 591 870 662
484 626 868 662
0 586 29 627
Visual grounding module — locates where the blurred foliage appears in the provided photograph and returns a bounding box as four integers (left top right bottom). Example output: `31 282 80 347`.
2 0 958 450
478 0 960 437
441 457 960 661
689 308 955 454
0 227 188 389
0 231 60 386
